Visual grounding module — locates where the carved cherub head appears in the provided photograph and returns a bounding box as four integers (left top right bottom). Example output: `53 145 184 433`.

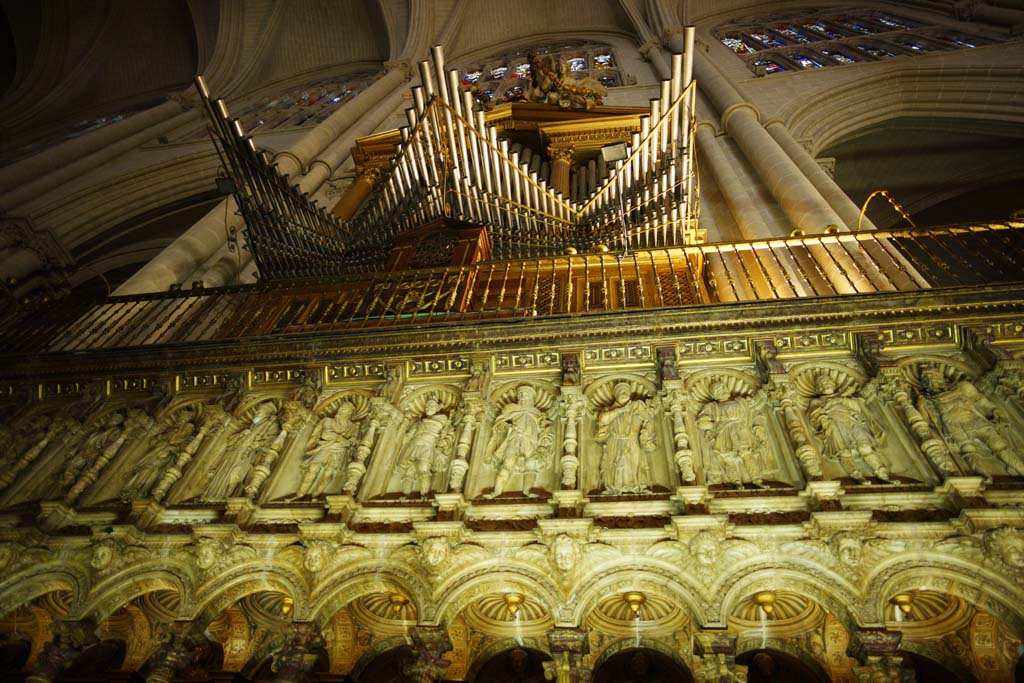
986 527 1024 569
422 537 450 569
831 531 863 568
689 531 719 567
551 534 580 572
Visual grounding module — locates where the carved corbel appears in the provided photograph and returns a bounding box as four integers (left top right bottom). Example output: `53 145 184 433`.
544 627 591 683
693 630 747 683
269 623 325 683
144 620 210 683
847 629 903 683
752 339 785 385
27 620 99 683
852 330 886 378
403 626 453 683
960 326 1009 374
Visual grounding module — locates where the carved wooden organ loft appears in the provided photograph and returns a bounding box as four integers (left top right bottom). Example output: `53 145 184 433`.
199 44 700 281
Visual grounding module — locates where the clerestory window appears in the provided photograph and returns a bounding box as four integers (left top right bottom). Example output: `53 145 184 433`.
716 8 992 76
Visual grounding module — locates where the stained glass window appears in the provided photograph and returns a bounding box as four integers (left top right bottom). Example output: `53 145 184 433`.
855 44 897 57
715 8 990 76
802 22 847 39
752 59 786 74
594 54 614 68
568 56 586 72
821 49 857 64
490 66 508 80
793 54 825 68
722 36 755 54
170 70 380 142
750 32 786 48
512 63 531 79
462 71 482 84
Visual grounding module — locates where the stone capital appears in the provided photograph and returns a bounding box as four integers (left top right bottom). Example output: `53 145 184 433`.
846 628 902 663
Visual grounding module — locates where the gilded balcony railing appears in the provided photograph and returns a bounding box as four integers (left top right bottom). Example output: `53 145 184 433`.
0 222 1021 355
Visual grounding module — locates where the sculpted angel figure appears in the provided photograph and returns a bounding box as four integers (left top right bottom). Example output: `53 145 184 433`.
917 366 1024 478
120 407 198 501
203 401 280 500
484 385 553 498
395 396 455 497
294 400 360 499
596 382 656 494
806 373 891 483
697 381 772 488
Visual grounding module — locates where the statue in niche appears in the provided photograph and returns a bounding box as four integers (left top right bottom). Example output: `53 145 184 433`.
595 382 656 494
60 410 130 495
917 366 1024 478
119 406 199 501
697 380 772 488
202 401 280 500
484 385 553 498
293 399 360 499
806 373 891 483
393 396 455 497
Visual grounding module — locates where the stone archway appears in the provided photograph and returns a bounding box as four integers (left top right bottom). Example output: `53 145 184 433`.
473 646 551 682
591 647 693 683
737 649 828 683
354 645 416 683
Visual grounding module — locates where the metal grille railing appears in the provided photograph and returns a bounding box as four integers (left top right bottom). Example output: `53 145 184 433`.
0 223 1020 355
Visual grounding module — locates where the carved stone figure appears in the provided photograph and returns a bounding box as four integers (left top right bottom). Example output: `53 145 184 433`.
595 382 656 494
203 401 280 500
60 410 128 495
917 366 1024 478
484 386 553 498
120 407 198 501
394 397 455 497
697 381 772 487
519 53 607 110
807 373 891 483
292 372 322 410
294 400 360 499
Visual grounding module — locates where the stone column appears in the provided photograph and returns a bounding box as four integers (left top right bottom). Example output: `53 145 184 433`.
548 146 575 198
332 167 383 219
693 630 747 683
27 620 99 683
764 120 877 231
846 629 904 683
694 123 772 240
116 66 409 295
0 109 198 213
145 621 209 683
270 623 325 683
665 35 845 236
403 626 453 683
0 99 189 196
545 627 591 683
